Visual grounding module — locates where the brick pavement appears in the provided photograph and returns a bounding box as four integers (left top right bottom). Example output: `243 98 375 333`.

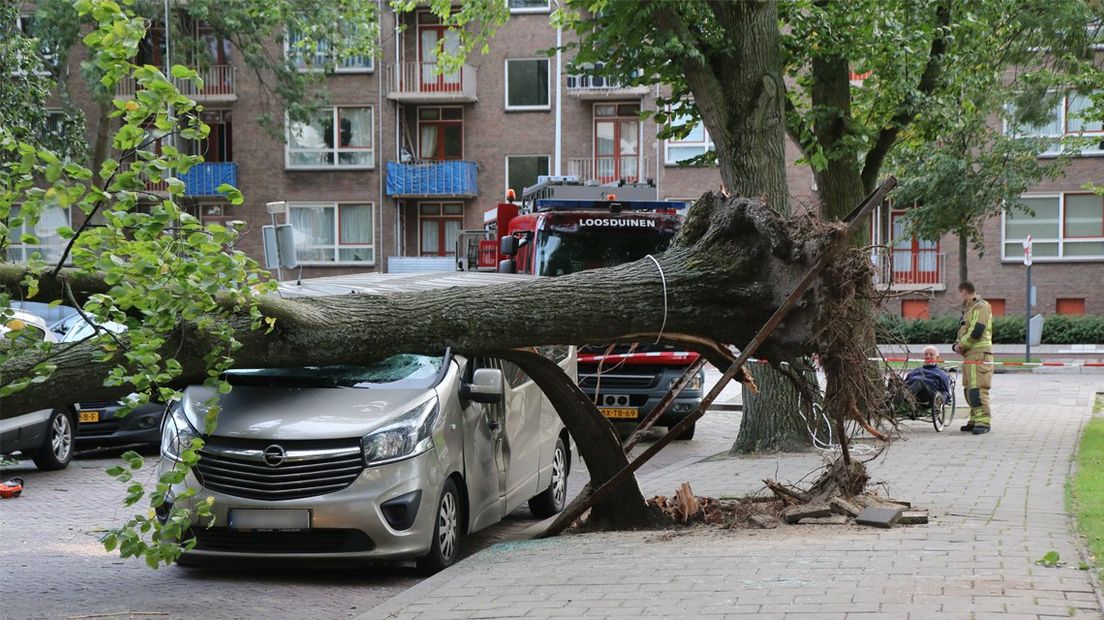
366 374 1104 619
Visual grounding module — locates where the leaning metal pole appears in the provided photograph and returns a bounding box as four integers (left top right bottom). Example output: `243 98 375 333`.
540 176 899 538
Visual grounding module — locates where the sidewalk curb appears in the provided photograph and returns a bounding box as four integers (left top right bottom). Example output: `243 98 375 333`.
359 556 472 619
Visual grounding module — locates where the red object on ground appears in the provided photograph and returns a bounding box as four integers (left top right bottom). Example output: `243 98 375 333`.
1 477 24 498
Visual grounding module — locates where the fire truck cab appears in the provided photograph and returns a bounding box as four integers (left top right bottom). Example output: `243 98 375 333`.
457 177 706 440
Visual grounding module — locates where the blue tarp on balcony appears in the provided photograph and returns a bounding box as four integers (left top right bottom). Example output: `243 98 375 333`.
181 162 238 197
386 160 478 197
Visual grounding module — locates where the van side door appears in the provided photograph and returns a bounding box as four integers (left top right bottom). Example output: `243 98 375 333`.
461 357 509 533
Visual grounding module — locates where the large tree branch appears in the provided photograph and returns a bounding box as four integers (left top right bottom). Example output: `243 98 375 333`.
860 0 951 191
1 194 842 418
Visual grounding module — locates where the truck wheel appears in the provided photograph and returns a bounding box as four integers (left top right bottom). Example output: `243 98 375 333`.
32 409 74 470
418 478 463 574
674 422 696 441
528 438 568 518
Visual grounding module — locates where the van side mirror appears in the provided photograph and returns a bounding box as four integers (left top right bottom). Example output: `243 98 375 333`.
500 235 518 256
497 259 516 274
463 368 504 404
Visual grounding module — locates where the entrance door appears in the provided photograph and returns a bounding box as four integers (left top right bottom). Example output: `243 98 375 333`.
890 211 939 284
418 20 461 93
593 103 640 183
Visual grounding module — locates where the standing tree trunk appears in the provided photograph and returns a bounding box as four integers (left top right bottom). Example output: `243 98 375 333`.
732 362 825 453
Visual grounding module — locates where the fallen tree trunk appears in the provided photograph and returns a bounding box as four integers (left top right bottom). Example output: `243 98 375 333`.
2 193 834 418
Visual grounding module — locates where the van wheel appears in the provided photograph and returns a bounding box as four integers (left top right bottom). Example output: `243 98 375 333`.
32 409 74 471
418 478 462 574
528 438 568 518
674 422 696 441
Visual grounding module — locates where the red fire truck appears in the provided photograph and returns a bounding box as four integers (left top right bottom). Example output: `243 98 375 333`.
458 178 705 439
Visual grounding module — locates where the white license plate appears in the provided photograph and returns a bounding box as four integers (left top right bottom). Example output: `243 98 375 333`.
228 509 311 531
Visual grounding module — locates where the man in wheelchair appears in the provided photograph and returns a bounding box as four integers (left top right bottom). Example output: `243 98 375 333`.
905 346 953 407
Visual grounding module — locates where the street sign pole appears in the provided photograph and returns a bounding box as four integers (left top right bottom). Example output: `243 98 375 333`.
1024 235 1032 363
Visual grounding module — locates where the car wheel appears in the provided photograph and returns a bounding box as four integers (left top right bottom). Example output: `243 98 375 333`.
528 437 568 518
418 478 462 574
674 421 696 441
32 409 74 470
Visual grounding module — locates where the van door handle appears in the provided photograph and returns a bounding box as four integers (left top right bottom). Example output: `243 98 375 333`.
488 421 500 432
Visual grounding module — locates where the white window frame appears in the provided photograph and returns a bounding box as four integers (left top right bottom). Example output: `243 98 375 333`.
7 205 71 264
504 58 551 111
288 202 376 266
1000 192 1104 263
507 0 552 14
284 26 375 74
1004 90 1104 158
504 154 551 196
664 113 715 166
285 106 375 170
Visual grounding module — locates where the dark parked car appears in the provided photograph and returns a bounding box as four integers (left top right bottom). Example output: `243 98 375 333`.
56 315 166 448
0 311 75 470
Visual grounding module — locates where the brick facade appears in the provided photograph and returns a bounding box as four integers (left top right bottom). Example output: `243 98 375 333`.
29 5 1104 314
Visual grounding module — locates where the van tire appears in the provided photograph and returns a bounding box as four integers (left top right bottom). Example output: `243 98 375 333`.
31 409 74 471
528 438 568 518
418 478 462 574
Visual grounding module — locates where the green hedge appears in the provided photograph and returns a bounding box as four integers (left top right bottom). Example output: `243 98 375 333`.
876 314 1104 345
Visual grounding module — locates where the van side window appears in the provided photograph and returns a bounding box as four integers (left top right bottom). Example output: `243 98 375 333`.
499 360 530 388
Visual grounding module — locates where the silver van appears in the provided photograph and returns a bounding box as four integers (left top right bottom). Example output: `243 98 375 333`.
157 273 573 571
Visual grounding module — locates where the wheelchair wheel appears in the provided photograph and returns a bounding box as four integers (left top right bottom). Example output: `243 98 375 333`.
931 392 948 432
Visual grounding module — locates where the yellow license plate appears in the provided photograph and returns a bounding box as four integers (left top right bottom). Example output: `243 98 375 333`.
599 407 638 419
79 411 100 423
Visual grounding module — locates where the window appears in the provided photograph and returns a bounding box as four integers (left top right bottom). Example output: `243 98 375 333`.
1003 193 1104 261
508 0 551 13
417 107 463 160
1056 298 1086 316
505 59 550 110
287 106 374 169
16 13 60 73
505 155 549 197
989 299 1007 317
289 203 374 264
286 25 373 72
665 112 715 165
1006 90 1104 157
6 205 70 263
419 202 464 256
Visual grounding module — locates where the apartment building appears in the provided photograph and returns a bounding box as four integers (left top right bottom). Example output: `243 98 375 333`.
10 3 1102 316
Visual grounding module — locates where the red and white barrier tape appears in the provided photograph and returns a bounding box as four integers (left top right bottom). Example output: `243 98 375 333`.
875 357 1104 368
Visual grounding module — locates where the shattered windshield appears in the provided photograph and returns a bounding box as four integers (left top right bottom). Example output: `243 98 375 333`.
535 228 675 276
225 355 444 389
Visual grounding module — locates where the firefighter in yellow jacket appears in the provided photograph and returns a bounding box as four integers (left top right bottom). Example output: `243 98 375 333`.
953 281 994 434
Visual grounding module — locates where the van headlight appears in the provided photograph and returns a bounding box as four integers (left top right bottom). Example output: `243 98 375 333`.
161 403 199 463
361 398 440 466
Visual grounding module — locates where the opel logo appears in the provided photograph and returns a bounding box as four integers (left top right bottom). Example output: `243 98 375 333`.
262 444 286 467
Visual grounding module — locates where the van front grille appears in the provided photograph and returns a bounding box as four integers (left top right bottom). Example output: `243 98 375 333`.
196 439 364 501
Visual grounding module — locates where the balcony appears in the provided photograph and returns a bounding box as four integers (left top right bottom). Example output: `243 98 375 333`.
146 162 238 198
566 74 649 100
117 65 236 102
566 156 649 184
385 62 477 103
872 247 946 291
386 160 478 198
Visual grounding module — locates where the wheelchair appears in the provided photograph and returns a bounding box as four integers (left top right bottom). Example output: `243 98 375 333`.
886 370 957 432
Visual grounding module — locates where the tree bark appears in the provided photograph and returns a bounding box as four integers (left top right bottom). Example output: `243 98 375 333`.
732 362 824 453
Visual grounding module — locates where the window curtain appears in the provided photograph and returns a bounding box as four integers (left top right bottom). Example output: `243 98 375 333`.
339 204 372 244
422 220 440 254
420 125 438 159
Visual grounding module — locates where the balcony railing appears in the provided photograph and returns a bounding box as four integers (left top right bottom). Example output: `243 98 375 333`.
145 162 238 198
566 156 648 184
117 65 236 101
385 62 478 102
386 160 478 198
565 74 649 99
872 247 946 291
